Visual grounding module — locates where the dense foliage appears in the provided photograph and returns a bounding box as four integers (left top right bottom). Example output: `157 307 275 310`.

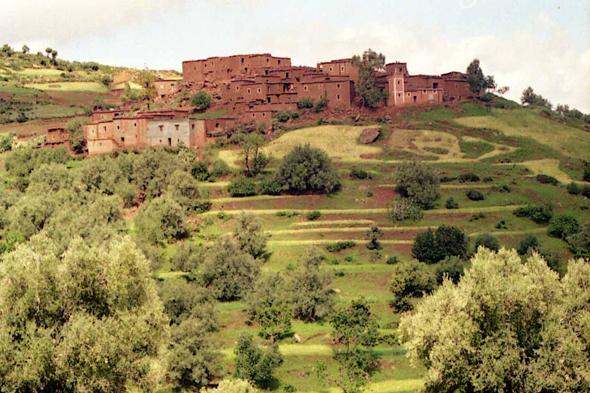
276 144 340 194
412 225 470 264
401 248 590 392
394 161 440 209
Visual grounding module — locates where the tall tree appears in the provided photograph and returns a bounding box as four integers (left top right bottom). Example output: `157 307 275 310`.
234 333 283 389
136 70 156 104
45 47 52 58
466 59 496 94
351 49 387 108
400 248 590 392
21 44 29 54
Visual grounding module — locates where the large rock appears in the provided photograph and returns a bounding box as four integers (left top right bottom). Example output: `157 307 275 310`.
360 128 380 144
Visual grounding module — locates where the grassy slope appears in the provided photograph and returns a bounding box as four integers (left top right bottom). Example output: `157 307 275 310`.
153 106 590 391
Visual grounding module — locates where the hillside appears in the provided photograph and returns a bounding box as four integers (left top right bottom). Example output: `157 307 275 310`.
0 48 180 137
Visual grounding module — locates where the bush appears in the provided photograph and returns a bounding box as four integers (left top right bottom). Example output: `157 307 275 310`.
258 179 283 196
297 97 314 109
458 173 480 183
435 256 465 285
514 204 553 224
191 162 210 181
191 91 212 110
314 96 328 112
583 160 590 182
445 197 459 209
326 241 357 253
480 92 494 102
135 197 188 245
536 174 559 185
474 233 501 252
350 168 369 180
274 111 292 123
210 159 232 178
276 144 340 194
366 226 384 250
306 210 322 221
228 178 258 197
466 189 485 201
567 182 580 195
394 161 440 209
517 234 540 255
412 225 469 264
388 198 423 222
581 186 590 198
547 213 581 240
390 259 435 310
386 256 400 265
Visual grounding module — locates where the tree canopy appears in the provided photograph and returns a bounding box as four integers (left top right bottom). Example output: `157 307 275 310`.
400 248 590 392
276 144 340 194
351 49 387 108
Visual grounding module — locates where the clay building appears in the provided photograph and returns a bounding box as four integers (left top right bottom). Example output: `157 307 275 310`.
155 78 179 101
45 128 70 149
83 108 234 156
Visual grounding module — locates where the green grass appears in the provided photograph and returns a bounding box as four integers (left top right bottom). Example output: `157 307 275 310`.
459 139 495 159
192 108 229 119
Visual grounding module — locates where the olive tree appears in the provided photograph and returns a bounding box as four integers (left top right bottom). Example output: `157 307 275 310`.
394 161 440 209
276 144 340 194
400 248 590 392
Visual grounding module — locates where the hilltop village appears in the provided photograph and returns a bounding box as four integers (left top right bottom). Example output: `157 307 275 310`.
75 53 474 156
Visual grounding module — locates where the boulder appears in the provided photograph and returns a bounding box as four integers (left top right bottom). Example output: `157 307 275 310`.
360 128 380 144
293 333 302 343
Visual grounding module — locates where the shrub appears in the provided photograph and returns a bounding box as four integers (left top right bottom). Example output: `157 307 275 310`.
514 204 553 224
326 241 357 253
394 161 440 209
412 226 469 264
567 182 580 195
583 160 590 182
258 179 283 195
547 213 581 240
135 197 188 245
228 178 258 197
390 260 435 311
274 111 292 123
276 145 340 194
536 174 559 185
466 189 485 201
366 226 384 250
191 91 212 110
297 97 314 109
350 168 369 180
435 256 465 285
306 210 322 221
191 162 210 181
483 176 494 183
388 198 423 222
386 256 400 265
458 173 480 183
445 197 459 209
480 92 494 102
581 186 590 198
314 96 328 112
210 159 232 178
517 234 540 255
474 233 501 252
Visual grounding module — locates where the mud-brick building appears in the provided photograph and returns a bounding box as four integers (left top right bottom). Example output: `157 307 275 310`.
45 128 70 149
155 78 179 101
83 108 231 156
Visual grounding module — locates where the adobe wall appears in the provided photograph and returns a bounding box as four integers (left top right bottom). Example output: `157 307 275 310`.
112 118 141 148
87 139 117 156
155 79 178 100
442 79 472 101
46 128 68 143
317 59 359 82
147 118 191 147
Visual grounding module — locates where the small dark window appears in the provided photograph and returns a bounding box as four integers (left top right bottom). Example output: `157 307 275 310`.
159 125 164 131
117 125 120 129
263 113 266 117
175 124 179 130
241 58 244 64
265 70 269 75
215 123 219 128
286 72 289 78
278 60 281 64
191 124 195 130
397 80 401 85
337 84 340 88
121 137 125 142
337 95 340 100
134 122 136 126
433 82 439 89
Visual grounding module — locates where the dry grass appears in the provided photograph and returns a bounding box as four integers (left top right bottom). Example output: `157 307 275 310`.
25 82 110 93
503 159 578 184
219 125 382 165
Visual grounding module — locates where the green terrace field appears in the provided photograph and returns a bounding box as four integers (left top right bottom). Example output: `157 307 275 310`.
147 104 590 392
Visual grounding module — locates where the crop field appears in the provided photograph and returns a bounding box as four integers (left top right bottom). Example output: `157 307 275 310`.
24 81 110 93
147 105 590 392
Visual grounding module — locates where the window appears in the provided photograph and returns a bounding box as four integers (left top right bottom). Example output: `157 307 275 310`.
330 67 333 72
265 69 269 75
257 88 261 93
341 66 344 72
241 58 244 64
423 89 426 93
191 124 195 130
215 123 219 128
433 82 439 89
407 93 411 96
175 124 179 130
117 125 120 129
398 93 401 97
399 67 402 72
103 126 106 131
278 60 281 65
121 137 125 142
252 114 255 118
286 72 289 78
236 86 239 91
262 113 266 117
159 125 164 132
134 122 136 127
397 80 401 85
337 84 340 88
304 86 308 91
337 95 340 100
247 89 251 93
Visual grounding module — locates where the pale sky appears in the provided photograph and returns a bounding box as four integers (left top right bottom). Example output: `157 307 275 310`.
1 0 589 111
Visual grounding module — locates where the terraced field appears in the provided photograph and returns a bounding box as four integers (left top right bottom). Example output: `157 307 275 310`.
154 106 590 391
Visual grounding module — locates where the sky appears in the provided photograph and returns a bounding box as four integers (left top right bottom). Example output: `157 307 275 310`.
1 0 589 111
